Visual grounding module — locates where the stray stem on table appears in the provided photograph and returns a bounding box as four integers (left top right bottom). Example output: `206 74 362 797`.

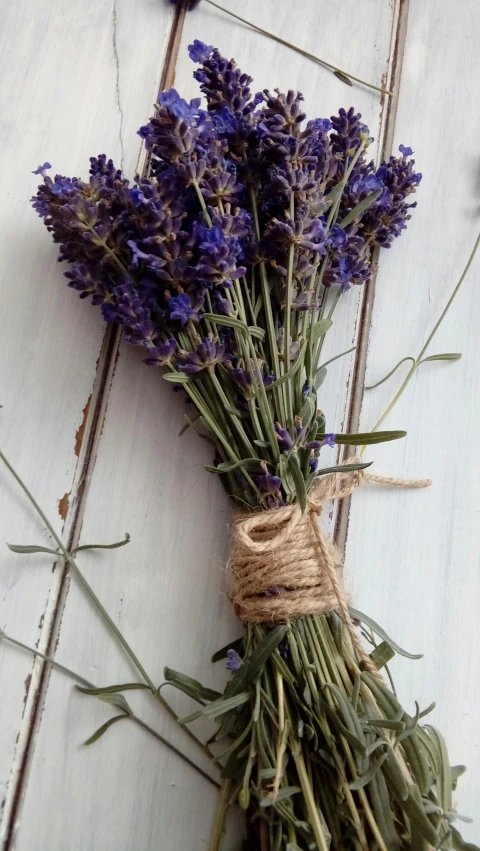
203 0 396 98
208 778 232 851
0 630 220 789
0 448 214 763
363 229 480 451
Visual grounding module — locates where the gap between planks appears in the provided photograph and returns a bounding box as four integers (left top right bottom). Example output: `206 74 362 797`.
0 6 188 849
334 0 410 553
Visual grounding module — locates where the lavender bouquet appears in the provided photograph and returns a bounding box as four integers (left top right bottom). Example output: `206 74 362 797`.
31 42 476 851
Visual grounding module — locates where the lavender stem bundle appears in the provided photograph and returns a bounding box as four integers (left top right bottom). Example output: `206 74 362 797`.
31 42 477 850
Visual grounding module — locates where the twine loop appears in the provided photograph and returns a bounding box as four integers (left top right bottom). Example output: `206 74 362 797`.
228 456 431 675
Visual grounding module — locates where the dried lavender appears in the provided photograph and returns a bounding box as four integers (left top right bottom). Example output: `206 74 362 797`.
32 43 476 851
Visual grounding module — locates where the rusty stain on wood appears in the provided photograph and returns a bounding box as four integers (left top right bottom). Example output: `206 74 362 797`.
57 493 70 522
74 396 92 458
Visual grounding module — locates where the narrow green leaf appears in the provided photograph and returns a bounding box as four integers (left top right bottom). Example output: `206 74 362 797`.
264 343 306 391
318 345 356 372
418 701 436 720
367 719 406 732
287 452 307 512
312 319 333 341
76 682 149 696
211 637 243 664
7 544 59 555
97 692 132 714
84 713 129 746
278 454 295 500
420 352 462 363
314 367 327 390
366 357 415 390
333 430 406 446
350 607 423 659
451 764 467 785
350 751 389 790
298 396 316 429
333 69 353 86
163 667 222 703
370 640 395 670
179 411 201 436
205 458 263 474
451 826 480 851
224 625 288 698
339 188 383 228
312 461 372 478
203 313 264 340
224 404 249 419
253 439 270 448
163 372 192 384
324 180 345 205
260 787 301 807
180 691 251 724
426 725 452 812
73 533 130 555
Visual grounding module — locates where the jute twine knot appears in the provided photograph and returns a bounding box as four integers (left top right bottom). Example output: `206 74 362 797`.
228 455 431 676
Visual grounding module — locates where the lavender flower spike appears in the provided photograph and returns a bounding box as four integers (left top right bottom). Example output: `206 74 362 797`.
225 649 243 671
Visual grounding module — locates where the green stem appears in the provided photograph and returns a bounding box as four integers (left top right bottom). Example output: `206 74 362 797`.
210 372 256 456
208 779 232 851
292 744 330 851
0 449 217 765
203 0 395 97
249 184 286 425
313 287 344 376
364 229 480 446
284 194 295 430
193 180 213 227
1 631 219 788
0 448 157 691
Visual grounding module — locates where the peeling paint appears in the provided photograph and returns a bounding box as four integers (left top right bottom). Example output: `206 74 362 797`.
74 395 92 457
58 492 70 521
23 674 31 707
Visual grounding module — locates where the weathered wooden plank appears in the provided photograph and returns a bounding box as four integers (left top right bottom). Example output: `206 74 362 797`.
11 3 401 849
344 0 480 839
0 0 174 844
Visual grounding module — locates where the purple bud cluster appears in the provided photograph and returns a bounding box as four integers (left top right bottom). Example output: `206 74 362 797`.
32 43 421 507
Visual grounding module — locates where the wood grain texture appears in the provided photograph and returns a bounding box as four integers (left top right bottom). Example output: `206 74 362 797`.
9 3 400 850
343 0 480 840
0 0 174 844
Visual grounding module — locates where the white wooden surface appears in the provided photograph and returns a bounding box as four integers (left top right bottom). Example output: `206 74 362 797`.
344 1 480 838
0 0 479 848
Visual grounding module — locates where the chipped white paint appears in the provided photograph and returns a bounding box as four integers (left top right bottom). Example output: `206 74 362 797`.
1 0 479 849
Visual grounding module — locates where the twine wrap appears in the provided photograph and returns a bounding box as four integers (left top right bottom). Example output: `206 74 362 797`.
228 456 431 674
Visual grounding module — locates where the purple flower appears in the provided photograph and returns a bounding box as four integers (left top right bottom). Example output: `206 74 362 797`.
127 240 151 266
32 162 51 176
307 433 336 449
399 144 413 158
188 40 213 64
274 423 293 452
143 338 176 367
225 649 243 671
229 367 252 389
177 338 227 373
168 293 198 324
256 473 283 498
